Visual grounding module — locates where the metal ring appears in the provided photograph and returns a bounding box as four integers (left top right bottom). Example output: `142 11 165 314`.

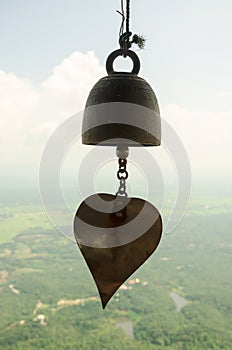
119 158 127 167
119 178 126 185
117 170 129 180
106 49 140 75
117 189 128 196
118 168 127 175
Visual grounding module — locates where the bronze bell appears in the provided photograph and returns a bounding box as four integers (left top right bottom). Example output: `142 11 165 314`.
82 49 161 146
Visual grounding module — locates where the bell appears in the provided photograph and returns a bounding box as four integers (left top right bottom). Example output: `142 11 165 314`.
82 49 161 146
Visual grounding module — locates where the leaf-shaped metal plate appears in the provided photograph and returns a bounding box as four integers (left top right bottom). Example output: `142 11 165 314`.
74 193 162 308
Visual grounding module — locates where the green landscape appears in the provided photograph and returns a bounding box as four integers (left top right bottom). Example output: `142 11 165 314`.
0 187 232 349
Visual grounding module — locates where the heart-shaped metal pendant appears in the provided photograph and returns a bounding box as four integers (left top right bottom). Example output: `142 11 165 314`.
74 193 162 308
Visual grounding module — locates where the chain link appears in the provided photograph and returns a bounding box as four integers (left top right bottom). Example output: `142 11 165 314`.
117 157 128 196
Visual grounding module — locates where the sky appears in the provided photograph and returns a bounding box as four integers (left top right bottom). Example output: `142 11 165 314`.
0 0 231 191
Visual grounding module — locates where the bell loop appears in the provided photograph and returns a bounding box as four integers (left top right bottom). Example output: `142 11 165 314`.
106 49 140 75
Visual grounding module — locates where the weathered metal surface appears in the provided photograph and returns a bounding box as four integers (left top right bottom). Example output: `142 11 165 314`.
82 49 161 146
74 193 162 308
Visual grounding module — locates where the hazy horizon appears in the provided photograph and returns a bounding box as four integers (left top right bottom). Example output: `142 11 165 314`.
0 0 232 191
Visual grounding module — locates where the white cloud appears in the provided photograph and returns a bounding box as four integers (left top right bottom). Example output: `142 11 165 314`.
0 51 105 175
216 91 232 98
162 104 232 176
0 52 231 179
40 51 105 121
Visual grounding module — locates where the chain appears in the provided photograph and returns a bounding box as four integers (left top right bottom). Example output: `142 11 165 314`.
117 158 128 196
116 146 129 197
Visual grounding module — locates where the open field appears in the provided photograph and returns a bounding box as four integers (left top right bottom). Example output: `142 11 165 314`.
0 210 52 244
0 193 231 349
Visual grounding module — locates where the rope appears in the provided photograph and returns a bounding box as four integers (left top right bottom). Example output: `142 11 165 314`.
126 0 130 34
116 0 125 37
117 0 146 57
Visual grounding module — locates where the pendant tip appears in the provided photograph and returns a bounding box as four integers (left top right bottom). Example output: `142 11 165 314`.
100 295 110 309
